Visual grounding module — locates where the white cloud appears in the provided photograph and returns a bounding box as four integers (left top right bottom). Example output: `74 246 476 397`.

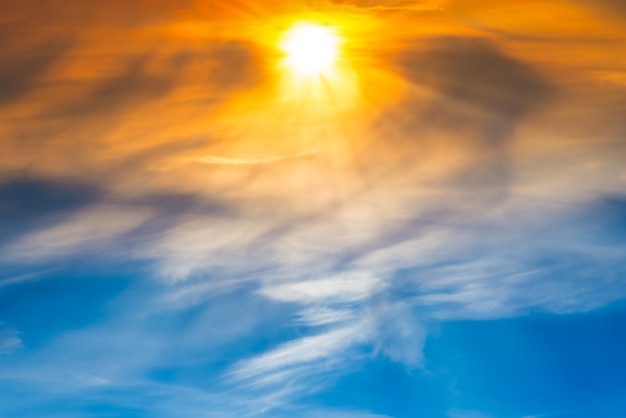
2 205 152 263
0 327 23 355
0 271 45 288
448 409 495 418
141 215 269 281
294 307 356 326
259 271 384 304
230 323 368 386
296 408 393 418
371 302 426 367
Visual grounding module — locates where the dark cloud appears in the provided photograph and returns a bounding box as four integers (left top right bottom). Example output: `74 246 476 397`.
40 40 266 121
0 173 238 270
210 41 267 94
330 0 441 10
368 36 553 199
597 196 626 227
0 176 101 221
1 0 189 27
578 195 626 244
0 173 234 234
48 52 186 118
0 176 102 244
397 37 552 134
575 0 626 20
0 38 72 107
449 0 626 22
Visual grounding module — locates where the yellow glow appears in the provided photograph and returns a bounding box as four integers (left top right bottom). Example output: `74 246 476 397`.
280 22 340 77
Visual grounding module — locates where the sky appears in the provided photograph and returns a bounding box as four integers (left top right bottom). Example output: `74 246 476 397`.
1 0 626 417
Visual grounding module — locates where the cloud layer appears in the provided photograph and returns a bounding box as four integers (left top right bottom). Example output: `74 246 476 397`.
1 0 625 416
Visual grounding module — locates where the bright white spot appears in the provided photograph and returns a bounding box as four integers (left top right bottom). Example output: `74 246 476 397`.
281 23 340 77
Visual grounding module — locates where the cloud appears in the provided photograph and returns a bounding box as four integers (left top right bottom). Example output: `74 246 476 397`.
195 152 315 166
330 0 445 11
397 37 552 124
141 215 270 281
210 40 268 94
576 0 626 20
371 302 426 366
229 323 368 388
47 53 184 118
1 0 626 415
2 204 152 263
363 35 554 207
259 271 383 304
294 408 393 418
0 176 102 247
0 327 22 355
386 36 553 168
0 176 101 221
582 195 626 240
230 271 427 394
294 307 356 326
1 0 191 28
448 409 494 418
0 38 73 107
0 272 45 288
45 40 265 120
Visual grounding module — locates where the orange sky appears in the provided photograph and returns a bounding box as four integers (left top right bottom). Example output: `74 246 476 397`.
1 0 625 230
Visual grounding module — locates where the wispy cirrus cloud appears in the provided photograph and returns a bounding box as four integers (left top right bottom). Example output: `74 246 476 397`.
1 0 625 415
331 0 446 11
2 205 152 264
0 326 22 355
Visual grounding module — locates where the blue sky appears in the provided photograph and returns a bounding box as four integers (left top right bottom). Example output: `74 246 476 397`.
1 269 626 417
1 179 625 417
2 0 626 417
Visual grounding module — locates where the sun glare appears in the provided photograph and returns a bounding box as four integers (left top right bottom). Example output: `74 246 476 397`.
280 22 340 77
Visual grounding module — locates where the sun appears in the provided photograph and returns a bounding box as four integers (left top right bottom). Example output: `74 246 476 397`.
280 22 341 77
